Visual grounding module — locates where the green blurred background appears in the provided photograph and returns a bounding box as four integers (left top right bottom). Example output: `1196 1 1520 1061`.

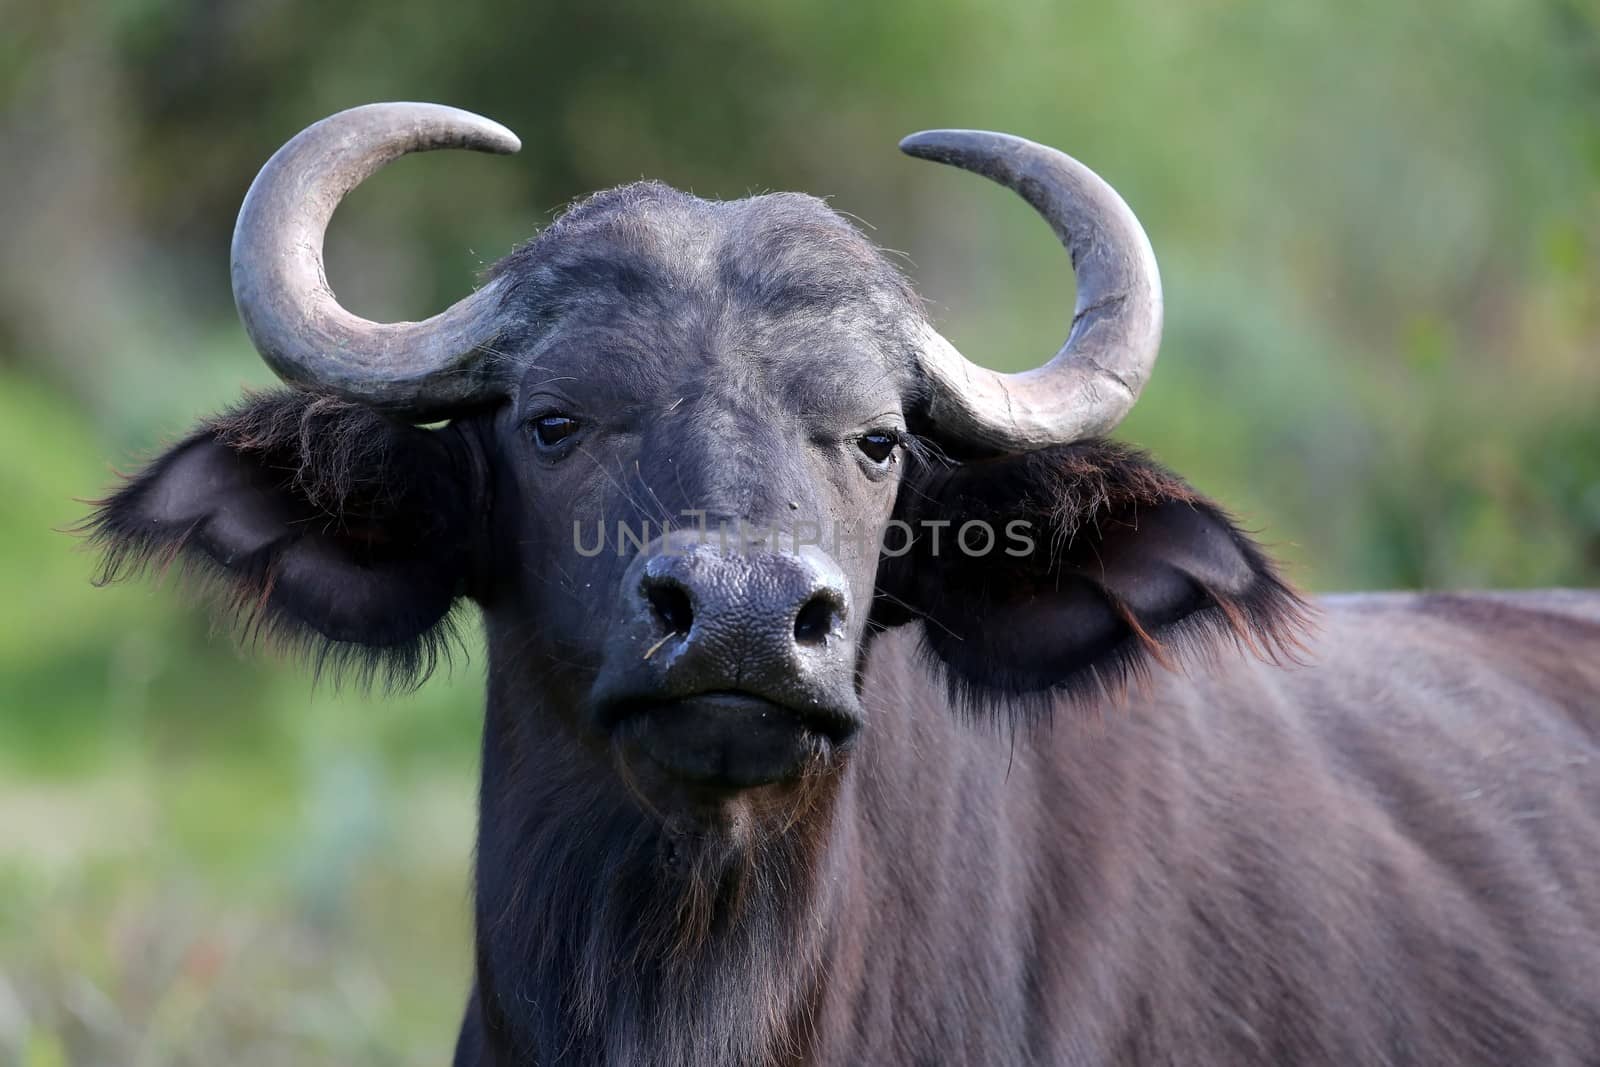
2 0 1598 1062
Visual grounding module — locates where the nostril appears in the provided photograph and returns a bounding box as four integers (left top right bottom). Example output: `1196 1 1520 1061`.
793 593 840 646
646 580 694 637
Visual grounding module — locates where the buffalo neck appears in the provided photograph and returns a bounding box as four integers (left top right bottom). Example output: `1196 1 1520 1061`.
469 655 870 1066
466 630 1163 1065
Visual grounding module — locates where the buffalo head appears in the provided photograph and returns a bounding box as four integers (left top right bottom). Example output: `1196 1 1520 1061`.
89 104 1298 815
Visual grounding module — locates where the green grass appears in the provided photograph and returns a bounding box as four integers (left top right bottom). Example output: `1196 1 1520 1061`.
0 768 476 1066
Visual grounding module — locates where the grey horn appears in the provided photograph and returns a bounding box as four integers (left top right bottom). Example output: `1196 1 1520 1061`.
230 102 522 417
899 130 1163 452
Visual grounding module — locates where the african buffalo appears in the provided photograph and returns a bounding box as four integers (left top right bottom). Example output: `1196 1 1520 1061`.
88 103 1600 1065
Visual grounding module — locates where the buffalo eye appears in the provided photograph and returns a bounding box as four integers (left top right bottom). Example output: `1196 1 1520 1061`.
531 414 580 450
858 430 899 465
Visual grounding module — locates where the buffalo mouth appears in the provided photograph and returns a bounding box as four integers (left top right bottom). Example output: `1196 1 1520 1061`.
600 692 861 790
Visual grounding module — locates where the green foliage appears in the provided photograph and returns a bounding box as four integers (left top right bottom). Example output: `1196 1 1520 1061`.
1 0 1596 1060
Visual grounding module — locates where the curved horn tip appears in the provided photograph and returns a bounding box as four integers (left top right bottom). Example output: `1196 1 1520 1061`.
899 129 1015 163
476 121 523 156
898 129 960 160
447 111 522 156
331 101 522 156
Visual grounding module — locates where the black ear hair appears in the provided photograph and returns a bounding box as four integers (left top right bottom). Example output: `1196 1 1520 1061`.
874 440 1309 721
82 390 477 688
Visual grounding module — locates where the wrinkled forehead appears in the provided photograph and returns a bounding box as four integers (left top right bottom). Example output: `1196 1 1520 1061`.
488 183 922 392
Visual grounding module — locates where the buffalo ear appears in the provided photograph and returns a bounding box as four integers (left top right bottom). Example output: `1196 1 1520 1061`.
874 440 1309 720
83 390 476 687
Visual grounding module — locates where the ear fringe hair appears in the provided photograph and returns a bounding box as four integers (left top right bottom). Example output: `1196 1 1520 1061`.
208 388 418 515
899 439 1316 734
920 527 1315 736
76 391 466 693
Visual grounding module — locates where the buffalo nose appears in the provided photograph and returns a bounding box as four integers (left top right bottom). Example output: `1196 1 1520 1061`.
593 531 864 781
635 541 849 658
